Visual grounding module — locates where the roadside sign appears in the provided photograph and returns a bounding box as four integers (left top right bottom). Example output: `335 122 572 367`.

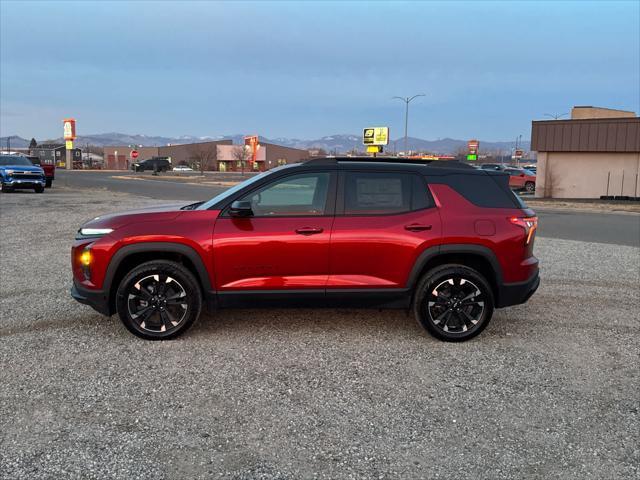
514 149 524 159
363 127 390 146
131 150 139 159
466 154 477 161
65 140 73 150
366 145 383 153
467 139 479 155
63 118 76 140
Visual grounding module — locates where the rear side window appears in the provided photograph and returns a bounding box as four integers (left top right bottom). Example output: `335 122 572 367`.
432 173 520 208
342 171 432 215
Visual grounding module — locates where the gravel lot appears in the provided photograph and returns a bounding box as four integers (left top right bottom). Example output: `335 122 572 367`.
1 188 638 479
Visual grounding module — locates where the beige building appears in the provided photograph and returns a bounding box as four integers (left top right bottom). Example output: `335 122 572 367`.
531 106 640 199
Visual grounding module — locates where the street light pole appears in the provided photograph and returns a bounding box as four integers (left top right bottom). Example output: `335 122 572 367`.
393 94 425 154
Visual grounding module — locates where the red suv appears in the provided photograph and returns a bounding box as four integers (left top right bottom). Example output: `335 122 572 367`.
71 158 539 342
504 167 536 193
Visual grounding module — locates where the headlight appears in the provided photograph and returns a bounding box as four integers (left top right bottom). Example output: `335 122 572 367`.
5 169 14 175
79 227 114 237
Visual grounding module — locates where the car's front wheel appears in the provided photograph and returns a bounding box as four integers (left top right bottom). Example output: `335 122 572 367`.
1 183 12 193
413 264 494 342
34 185 45 193
116 260 202 340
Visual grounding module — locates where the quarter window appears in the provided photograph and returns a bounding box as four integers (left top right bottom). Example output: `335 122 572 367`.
238 172 331 216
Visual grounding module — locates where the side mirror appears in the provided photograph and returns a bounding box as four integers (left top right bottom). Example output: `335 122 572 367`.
520 173 525 177
229 200 253 217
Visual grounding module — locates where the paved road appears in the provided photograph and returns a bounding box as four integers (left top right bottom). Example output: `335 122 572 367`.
56 169 226 202
56 170 640 247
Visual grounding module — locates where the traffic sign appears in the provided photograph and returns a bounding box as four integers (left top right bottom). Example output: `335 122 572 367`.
131 150 139 159
363 127 390 146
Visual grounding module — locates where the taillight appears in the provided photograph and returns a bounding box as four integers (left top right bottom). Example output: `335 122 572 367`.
509 216 538 245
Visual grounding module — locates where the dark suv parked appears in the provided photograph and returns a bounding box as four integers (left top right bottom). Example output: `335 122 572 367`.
132 157 172 172
72 157 539 342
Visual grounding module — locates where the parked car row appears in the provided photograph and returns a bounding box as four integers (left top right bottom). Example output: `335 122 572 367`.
478 163 536 192
131 157 193 173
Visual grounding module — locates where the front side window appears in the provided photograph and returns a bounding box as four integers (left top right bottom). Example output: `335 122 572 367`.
238 172 331 216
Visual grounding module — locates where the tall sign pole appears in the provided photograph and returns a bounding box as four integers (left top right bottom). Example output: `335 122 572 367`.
63 118 77 170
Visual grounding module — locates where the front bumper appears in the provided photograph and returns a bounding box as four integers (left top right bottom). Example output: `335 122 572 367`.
497 270 540 308
3 178 46 188
71 282 113 316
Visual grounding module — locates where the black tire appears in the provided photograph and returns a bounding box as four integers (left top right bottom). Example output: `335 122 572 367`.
525 181 535 193
45 179 52 188
1 183 13 193
413 264 495 342
34 185 45 193
116 260 202 340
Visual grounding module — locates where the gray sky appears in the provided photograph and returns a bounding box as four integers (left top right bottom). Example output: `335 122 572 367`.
1 0 638 141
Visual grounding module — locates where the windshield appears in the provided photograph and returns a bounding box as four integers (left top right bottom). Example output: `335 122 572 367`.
0 156 33 166
197 164 297 210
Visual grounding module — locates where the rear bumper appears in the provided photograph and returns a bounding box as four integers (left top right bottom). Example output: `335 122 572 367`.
71 282 112 316
497 270 540 308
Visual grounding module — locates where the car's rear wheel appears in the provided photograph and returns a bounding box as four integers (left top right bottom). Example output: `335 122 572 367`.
525 181 535 193
116 260 202 340
413 264 494 342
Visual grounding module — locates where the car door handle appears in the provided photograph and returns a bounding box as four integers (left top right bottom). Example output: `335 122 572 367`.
295 227 324 235
404 224 432 232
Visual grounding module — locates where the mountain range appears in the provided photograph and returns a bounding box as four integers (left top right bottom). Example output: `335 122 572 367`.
0 133 530 154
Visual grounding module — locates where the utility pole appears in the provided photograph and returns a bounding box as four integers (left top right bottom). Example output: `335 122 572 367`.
393 94 425 155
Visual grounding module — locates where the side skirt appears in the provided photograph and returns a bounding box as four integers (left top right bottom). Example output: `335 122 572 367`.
215 289 411 309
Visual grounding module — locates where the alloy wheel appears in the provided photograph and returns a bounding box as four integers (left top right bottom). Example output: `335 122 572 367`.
427 277 485 334
127 274 189 333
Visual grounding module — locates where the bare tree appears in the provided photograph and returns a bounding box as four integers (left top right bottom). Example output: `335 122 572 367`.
454 145 468 161
189 143 217 174
232 145 252 176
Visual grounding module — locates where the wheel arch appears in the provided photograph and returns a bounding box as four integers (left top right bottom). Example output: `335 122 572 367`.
104 242 213 315
407 244 503 304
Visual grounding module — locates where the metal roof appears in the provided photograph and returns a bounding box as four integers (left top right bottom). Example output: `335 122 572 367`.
531 117 640 153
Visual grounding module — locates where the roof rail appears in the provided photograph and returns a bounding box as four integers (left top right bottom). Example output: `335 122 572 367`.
305 156 475 169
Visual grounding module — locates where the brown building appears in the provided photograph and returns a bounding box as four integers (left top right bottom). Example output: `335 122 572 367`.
102 140 232 170
103 139 309 172
531 106 640 198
